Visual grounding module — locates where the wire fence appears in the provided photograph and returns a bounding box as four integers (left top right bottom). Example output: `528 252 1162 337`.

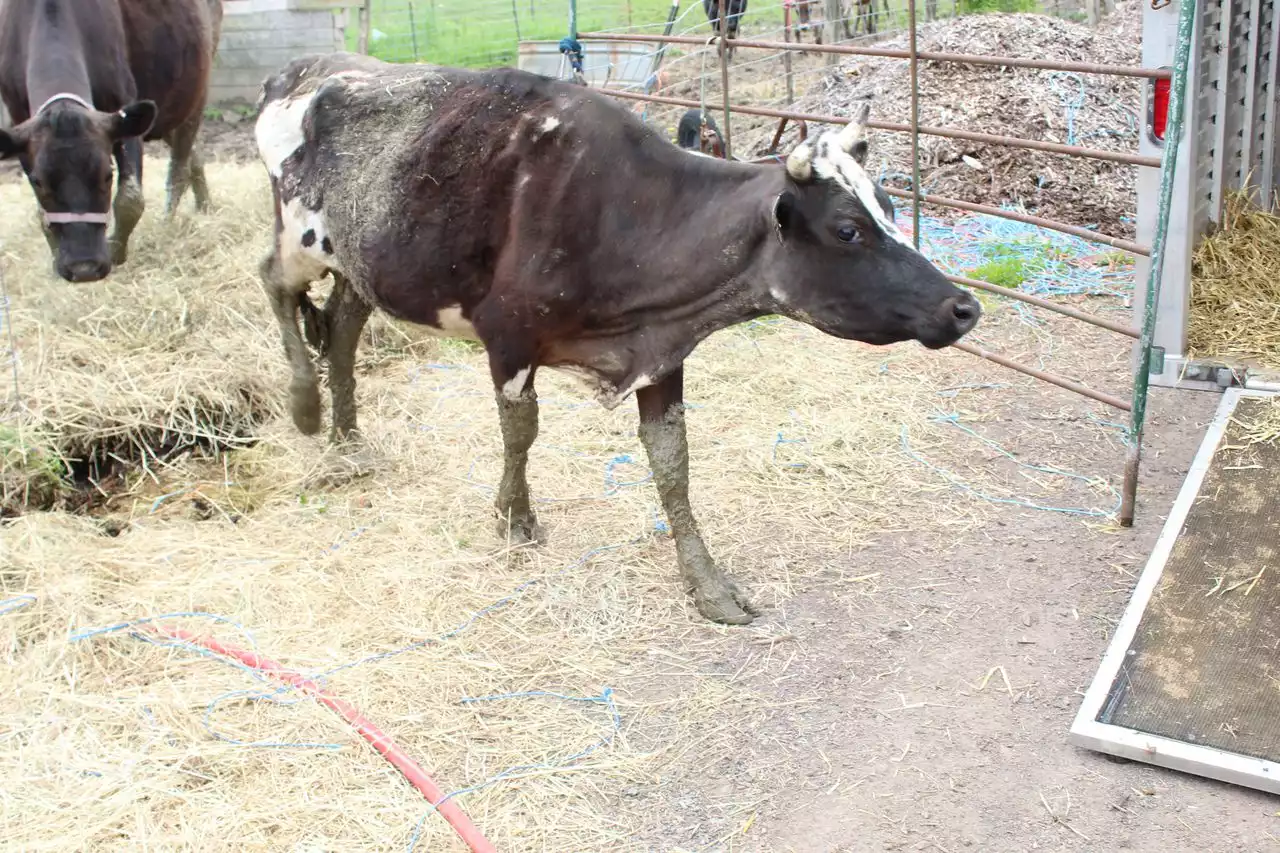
359 0 1090 69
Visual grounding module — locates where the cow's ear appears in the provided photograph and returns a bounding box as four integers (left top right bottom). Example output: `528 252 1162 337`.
108 100 157 140
0 126 25 160
773 190 799 235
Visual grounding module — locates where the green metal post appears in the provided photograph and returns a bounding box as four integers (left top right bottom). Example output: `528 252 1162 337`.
907 0 922 250
1119 0 1197 527
568 0 577 38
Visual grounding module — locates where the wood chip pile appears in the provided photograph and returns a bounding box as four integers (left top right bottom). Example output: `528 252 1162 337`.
746 5 1145 238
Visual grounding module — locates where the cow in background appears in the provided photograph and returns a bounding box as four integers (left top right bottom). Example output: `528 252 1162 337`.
676 109 726 158
703 0 748 58
0 0 223 282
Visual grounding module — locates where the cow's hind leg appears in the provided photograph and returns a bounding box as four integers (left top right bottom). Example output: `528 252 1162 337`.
163 110 210 216
322 272 372 445
638 368 755 625
258 249 322 435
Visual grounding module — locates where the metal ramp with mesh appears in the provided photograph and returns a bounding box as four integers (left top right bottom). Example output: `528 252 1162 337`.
1072 388 1280 793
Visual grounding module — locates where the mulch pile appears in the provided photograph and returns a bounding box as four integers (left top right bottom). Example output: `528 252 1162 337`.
745 4 1146 238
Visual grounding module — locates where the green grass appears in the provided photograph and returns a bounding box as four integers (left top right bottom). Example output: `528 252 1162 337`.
355 0 676 68
352 0 1049 70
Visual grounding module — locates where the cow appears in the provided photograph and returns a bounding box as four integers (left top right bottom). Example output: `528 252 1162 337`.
790 0 823 44
0 0 223 282
253 54 981 625
703 0 748 58
676 109 726 159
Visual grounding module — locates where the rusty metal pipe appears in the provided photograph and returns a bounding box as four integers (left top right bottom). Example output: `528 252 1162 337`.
949 276 1139 338
580 32 1174 80
950 341 1131 411
879 187 1149 255
596 87 1160 168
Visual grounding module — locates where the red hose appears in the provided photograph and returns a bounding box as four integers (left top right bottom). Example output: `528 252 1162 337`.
145 624 496 853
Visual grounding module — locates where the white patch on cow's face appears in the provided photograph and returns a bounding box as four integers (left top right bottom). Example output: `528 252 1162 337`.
277 198 336 288
256 94 315 178
810 134 916 251
434 305 479 339
502 367 532 400
540 116 560 133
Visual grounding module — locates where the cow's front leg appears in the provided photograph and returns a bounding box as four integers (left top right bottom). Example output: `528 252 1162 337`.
489 360 542 546
322 272 372 445
258 250 322 435
637 368 755 625
109 138 144 267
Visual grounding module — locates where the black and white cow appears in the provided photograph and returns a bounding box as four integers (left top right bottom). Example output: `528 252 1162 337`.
253 54 980 625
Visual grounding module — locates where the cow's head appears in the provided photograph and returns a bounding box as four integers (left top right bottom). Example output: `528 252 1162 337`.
0 96 156 282
763 104 980 349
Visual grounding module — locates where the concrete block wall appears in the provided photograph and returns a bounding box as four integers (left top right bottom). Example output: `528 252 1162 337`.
211 0 351 104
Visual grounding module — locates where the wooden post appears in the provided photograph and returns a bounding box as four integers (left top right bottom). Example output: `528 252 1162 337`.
357 0 373 54
823 0 840 62
717 0 733 157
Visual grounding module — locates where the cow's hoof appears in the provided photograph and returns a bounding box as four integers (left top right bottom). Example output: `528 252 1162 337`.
498 514 543 547
289 380 323 435
692 575 757 626
109 240 128 267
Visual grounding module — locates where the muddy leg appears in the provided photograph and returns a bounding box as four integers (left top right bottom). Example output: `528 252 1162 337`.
188 143 212 213
164 111 204 216
258 250 321 435
109 138 145 267
490 363 542 545
323 272 372 445
638 368 755 625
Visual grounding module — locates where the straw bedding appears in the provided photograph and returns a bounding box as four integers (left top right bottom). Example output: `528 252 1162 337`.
1187 190 1280 371
0 157 1132 849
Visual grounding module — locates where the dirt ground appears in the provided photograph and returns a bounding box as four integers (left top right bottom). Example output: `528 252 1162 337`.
626 388 1280 853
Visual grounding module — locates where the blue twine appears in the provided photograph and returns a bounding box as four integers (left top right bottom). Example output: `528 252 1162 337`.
70 529 647 768
901 413 1120 518
406 687 621 851
0 594 36 616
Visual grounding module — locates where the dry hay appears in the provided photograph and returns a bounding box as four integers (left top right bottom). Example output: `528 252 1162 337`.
0 168 283 515
0 158 1131 850
741 4 1145 238
1187 190 1280 371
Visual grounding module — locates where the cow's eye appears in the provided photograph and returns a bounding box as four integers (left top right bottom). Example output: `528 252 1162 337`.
836 225 860 244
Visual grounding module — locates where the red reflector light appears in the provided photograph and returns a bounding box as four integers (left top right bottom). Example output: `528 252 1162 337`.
1151 77 1171 141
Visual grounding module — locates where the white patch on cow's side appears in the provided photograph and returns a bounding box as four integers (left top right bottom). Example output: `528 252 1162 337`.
277 197 337 288
434 305 480 339
502 367 532 400
810 134 916 251
256 94 315 178
769 284 789 305
540 116 560 133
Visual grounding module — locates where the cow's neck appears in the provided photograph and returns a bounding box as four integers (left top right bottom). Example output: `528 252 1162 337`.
24 0 94 110
623 157 784 332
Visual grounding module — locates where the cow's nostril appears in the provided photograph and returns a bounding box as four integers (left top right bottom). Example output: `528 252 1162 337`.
952 300 978 322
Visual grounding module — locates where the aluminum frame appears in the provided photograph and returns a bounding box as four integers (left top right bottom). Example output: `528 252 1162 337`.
1069 386 1280 795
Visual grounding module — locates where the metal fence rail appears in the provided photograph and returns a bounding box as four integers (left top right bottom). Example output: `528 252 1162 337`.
580 0 1196 526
